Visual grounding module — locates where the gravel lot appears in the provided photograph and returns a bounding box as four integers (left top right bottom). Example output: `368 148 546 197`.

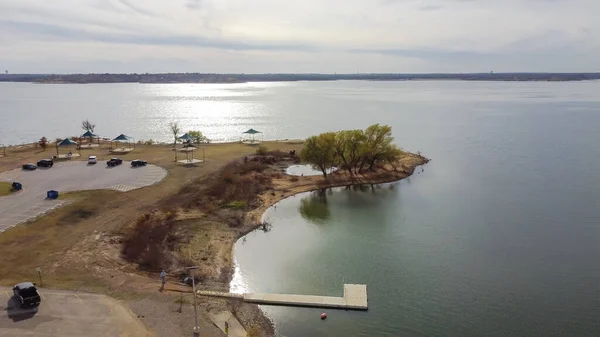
0 287 150 336
0 161 167 232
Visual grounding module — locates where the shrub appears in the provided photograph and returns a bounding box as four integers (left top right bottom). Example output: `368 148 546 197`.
223 200 247 209
121 212 178 270
229 211 245 228
256 145 268 155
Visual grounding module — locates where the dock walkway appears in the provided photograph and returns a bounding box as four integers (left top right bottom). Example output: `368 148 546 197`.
197 284 367 310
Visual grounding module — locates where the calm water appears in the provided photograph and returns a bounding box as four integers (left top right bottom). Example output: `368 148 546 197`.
226 81 600 336
3 81 600 336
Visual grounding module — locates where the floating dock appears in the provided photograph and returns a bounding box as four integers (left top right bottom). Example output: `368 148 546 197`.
197 284 367 310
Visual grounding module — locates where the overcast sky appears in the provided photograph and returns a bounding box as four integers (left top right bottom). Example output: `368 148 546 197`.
1 0 598 73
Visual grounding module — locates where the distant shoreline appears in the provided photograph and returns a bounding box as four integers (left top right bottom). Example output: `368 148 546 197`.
2 72 600 84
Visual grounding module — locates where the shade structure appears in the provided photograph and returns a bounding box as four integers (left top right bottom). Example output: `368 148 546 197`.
243 128 261 135
81 130 97 138
112 134 135 149
81 130 99 145
242 128 262 143
113 134 132 141
179 133 193 141
58 138 78 146
56 138 79 156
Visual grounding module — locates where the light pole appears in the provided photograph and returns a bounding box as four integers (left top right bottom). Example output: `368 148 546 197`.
185 266 200 337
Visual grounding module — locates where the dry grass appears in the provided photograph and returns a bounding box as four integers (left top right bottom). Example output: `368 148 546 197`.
0 141 303 291
0 182 12 196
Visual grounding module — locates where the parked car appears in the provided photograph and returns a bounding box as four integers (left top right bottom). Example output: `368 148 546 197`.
22 163 37 170
37 159 53 168
88 155 97 164
12 282 41 308
107 158 123 167
131 159 147 167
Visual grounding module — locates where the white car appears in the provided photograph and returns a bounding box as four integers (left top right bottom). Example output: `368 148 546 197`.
88 155 97 164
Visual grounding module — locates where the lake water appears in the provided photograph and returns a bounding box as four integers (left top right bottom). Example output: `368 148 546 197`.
3 81 600 336
227 81 599 336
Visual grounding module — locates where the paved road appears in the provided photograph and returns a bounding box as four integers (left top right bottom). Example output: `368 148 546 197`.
0 161 167 232
0 287 150 336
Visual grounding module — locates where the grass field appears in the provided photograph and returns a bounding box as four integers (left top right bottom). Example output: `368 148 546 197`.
0 182 12 196
0 141 304 290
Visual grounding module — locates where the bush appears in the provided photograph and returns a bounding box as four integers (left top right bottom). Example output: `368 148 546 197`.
59 205 97 225
223 201 247 209
229 211 245 228
256 145 268 155
166 157 275 211
121 211 179 270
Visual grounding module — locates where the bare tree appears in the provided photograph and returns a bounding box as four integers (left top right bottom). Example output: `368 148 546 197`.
169 122 180 147
81 119 95 133
39 137 48 151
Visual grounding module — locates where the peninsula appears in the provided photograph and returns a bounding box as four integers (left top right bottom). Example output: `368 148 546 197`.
0 124 427 336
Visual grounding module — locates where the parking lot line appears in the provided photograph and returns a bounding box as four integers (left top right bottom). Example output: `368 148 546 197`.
4 291 10 298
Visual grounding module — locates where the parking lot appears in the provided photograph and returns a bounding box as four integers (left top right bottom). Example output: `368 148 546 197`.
0 287 150 336
0 161 167 232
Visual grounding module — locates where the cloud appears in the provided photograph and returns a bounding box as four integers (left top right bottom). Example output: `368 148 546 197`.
0 0 599 73
115 0 159 17
185 0 204 10
418 4 443 11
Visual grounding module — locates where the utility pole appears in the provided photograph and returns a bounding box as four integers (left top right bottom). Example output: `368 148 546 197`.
185 266 200 337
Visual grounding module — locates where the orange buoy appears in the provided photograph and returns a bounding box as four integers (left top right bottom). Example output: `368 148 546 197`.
320 313 327 320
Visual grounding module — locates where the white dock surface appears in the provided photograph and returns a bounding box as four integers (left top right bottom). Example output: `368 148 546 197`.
197 284 368 310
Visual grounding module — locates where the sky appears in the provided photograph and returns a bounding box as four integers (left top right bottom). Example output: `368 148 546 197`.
0 0 598 73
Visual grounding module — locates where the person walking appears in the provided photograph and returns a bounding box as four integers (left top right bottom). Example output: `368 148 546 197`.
160 270 167 289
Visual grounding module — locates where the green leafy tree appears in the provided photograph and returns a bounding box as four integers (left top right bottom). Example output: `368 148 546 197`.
359 124 398 172
187 130 209 145
334 129 366 174
300 132 337 178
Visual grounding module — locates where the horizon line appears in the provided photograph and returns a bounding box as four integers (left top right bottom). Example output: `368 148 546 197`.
3 72 600 76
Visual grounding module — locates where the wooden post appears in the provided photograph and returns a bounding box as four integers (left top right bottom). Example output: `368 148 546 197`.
36 267 43 287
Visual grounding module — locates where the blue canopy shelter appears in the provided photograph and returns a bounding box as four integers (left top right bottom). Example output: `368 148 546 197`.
242 128 262 143
56 138 79 156
178 133 193 142
111 134 135 149
176 133 204 163
81 130 100 145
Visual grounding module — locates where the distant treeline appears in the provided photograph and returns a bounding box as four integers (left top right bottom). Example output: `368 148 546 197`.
2 72 600 84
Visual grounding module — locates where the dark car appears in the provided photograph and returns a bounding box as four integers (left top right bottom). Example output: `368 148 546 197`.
37 159 53 168
107 158 123 167
131 159 147 167
22 163 37 170
12 282 41 308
